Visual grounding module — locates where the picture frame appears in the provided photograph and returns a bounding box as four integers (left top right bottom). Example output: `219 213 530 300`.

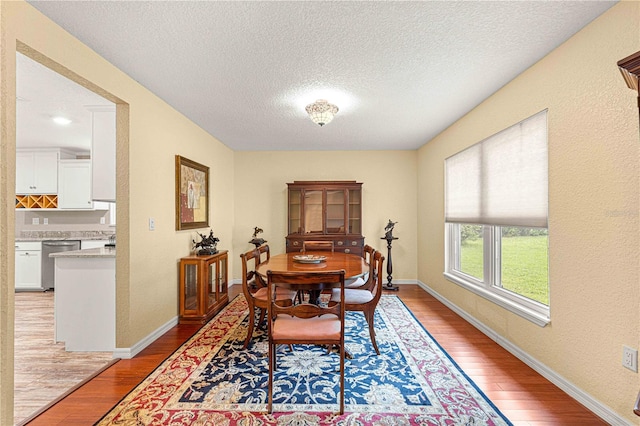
175 155 209 230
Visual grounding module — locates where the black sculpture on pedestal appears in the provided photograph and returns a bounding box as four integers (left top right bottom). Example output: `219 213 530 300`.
193 229 219 255
249 226 267 248
381 220 399 291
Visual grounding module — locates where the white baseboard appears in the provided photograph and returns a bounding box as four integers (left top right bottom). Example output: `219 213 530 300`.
112 316 179 359
416 280 631 426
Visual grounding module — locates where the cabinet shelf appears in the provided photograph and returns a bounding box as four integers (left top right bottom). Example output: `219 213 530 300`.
15 194 58 209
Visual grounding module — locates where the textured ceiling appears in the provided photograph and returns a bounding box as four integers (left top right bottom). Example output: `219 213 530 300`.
25 1 616 151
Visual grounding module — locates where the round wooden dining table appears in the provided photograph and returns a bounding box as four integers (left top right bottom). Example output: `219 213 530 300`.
256 251 366 358
255 251 367 284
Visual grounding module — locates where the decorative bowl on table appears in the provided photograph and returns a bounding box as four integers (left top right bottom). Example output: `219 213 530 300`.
292 255 327 264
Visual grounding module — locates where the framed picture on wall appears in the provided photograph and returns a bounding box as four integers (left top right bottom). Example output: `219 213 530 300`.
175 155 209 230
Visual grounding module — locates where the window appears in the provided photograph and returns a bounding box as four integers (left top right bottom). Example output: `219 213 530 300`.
444 111 549 326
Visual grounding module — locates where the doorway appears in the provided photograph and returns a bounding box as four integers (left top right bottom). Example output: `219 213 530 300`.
14 51 118 424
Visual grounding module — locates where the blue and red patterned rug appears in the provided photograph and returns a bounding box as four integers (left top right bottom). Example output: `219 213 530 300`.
98 294 512 425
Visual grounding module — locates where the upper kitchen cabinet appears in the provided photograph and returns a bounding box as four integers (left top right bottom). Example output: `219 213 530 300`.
16 149 71 194
88 106 116 202
58 159 93 209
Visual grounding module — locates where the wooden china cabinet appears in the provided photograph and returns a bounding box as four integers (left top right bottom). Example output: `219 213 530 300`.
285 181 364 255
178 250 228 324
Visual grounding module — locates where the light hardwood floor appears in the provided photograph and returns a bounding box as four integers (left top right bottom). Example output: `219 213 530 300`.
25 285 607 425
14 292 115 425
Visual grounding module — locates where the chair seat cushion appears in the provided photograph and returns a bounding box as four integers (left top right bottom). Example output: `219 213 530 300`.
272 314 340 341
345 276 365 288
253 287 297 302
330 288 374 304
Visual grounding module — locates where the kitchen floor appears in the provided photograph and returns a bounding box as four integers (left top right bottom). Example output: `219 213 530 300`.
14 291 114 425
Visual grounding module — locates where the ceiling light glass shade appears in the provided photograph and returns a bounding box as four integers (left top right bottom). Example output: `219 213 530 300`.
305 99 339 126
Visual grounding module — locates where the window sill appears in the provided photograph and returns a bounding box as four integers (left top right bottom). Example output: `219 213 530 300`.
444 272 550 327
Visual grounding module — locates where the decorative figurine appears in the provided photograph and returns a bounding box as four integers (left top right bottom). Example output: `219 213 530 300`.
381 220 399 291
249 226 267 248
384 219 398 239
193 229 219 255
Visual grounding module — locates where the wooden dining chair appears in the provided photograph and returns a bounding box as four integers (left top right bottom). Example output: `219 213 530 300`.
266 269 346 414
302 240 334 253
248 244 270 290
330 250 385 355
362 244 375 264
239 247 297 349
256 243 270 264
345 244 375 288
300 240 335 303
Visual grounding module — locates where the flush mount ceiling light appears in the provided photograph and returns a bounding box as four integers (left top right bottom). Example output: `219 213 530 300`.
305 99 339 126
52 116 72 125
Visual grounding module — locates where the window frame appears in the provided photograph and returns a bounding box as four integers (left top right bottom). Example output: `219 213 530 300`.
444 223 550 327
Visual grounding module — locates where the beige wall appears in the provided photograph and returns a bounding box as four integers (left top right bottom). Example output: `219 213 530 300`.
233 151 417 282
2 0 639 424
0 2 16 423
0 2 234 423
418 2 640 422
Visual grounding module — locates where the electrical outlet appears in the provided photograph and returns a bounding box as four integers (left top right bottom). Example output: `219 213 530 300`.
32 218 39 225
43 218 48 225
100 217 106 225
623 346 638 372
149 217 155 231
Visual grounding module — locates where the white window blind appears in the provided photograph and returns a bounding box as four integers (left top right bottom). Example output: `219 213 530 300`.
445 110 548 228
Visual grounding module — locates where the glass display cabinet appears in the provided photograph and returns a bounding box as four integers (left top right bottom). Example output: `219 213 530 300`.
286 181 364 255
179 250 228 324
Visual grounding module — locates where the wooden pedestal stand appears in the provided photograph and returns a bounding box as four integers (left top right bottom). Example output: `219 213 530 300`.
381 236 399 291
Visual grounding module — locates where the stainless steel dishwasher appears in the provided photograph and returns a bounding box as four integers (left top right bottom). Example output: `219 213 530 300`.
41 240 81 290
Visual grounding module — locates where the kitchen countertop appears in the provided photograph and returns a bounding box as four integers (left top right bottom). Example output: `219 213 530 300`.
16 230 115 241
50 247 116 258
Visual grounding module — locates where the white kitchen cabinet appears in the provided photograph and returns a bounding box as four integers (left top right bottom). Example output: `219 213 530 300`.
58 159 93 209
15 241 42 290
89 106 116 202
109 202 116 225
16 150 60 194
93 201 110 211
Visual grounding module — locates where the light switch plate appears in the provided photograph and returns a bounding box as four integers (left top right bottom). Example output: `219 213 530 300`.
43 218 48 225
149 217 155 231
623 346 638 372
32 218 39 225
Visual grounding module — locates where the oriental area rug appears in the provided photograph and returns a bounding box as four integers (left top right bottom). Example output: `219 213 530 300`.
97 295 512 426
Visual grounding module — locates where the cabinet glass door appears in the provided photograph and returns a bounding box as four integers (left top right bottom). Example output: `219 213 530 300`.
208 261 218 309
326 190 346 233
288 189 302 234
348 189 362 233
184 263 199 313
218 257 227 294
304 190 323 233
